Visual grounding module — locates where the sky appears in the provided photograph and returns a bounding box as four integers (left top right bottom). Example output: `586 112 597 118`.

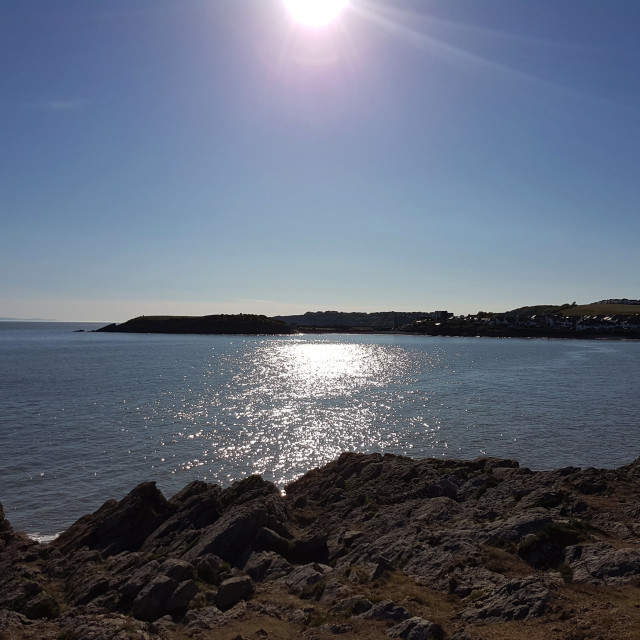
1 0 639 322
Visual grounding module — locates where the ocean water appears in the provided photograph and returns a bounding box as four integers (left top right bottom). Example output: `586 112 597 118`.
1 321 639 539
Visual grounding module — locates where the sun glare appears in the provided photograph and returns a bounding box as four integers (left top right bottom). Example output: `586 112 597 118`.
283 0 349 28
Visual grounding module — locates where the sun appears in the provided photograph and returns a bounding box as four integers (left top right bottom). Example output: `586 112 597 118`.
283 0 349 28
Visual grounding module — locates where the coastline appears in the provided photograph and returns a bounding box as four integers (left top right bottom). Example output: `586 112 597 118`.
2 452 640 639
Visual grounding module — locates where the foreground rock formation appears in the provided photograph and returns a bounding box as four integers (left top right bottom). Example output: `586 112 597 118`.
2 453 640 639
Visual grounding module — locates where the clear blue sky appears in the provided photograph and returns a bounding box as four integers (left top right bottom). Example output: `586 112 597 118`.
2 0 639 321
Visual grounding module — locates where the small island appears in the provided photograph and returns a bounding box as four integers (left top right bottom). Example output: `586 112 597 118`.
96 314 297 335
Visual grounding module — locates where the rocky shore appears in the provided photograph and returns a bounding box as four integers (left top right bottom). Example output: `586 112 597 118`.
2 452 640 639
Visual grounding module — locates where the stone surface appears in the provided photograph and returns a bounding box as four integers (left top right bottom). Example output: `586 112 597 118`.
217 575 254 610
2 452 640 639
387 617 443 639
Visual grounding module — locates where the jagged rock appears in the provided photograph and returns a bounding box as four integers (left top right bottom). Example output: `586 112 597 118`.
217 575 254 610
331 595 373 615
183 605 225 632
140 481 224 554
318 580 351 606
182 477 290 563
70 575 112 606
194 553 228 584
360 600 411 622
0 609 30 632
2 452 640 640
160 557 196 581
283 563 332 596
254 526 291 556
52 482 172 557
165 579 200 615
387 616 444 639
118 560 162 610
460 576 556 622
564 542 640 584
131 574 198 621
22 592 60 619
243 550 293 581
0 502 14 547
56 613 154 640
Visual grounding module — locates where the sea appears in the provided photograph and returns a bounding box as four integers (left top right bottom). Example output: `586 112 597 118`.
1 321 639 541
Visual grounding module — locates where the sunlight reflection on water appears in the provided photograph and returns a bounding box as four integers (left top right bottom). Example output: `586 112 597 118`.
169 338 442 485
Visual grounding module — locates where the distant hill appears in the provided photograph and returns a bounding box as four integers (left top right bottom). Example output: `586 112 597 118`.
96 314 296 335
503 302 640 317
276 311 440 329
560 303 640 317
503 303 575 317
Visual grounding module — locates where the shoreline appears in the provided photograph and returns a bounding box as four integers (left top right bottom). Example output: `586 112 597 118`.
2 452 640 639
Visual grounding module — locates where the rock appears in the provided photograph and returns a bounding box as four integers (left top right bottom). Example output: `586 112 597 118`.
331 595 373 616
22 592 60 619
131 574 198 621
387 617 444 639
52 482 172 557
3 452 640 640
461 576 556 622
360 600 411 622
131 575 177 621
283 563 332 596
194 553 228 584
287 532 329 564
217 575 254 610
57 613 154 640
183 606 225 632
0 501 14 546
164 579 199 615
254 526 291 556
70 575 112 606
318 580 351 606
0 609 30 632
182 479 290 563
243 550 293 581
564 542 640 585
159 557 196 582
363 555 395 581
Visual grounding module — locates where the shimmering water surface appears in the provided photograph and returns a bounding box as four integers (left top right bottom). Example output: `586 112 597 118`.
1 322 639 538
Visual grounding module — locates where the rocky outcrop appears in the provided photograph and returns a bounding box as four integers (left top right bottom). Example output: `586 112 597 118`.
2 453 640 639
96 314 297 335
0 502 13 549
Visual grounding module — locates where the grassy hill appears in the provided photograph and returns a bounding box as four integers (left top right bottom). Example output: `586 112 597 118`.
504 303 640 317
560 303 640 317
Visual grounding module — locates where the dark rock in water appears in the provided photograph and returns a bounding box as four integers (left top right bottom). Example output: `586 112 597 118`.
0 502 13 547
